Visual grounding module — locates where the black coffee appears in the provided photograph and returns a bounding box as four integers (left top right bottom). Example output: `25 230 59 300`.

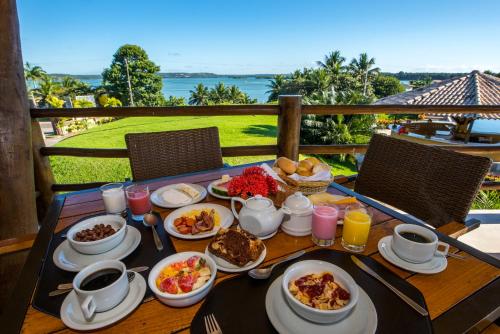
400 232 432 244
80 268 122 291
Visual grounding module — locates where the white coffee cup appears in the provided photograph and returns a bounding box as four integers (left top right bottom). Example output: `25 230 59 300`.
391 224 449 263
73 260 129 320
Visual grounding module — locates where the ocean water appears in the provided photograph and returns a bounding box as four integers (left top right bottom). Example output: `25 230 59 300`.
81 77 498 134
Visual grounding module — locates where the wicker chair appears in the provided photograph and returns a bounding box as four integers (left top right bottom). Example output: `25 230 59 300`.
125 127 224 181
354 134 492 227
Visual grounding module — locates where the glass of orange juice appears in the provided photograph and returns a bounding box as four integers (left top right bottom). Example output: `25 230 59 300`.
341 205 372 252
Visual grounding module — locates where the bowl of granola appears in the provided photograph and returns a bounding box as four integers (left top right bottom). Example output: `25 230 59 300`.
282 260 359 323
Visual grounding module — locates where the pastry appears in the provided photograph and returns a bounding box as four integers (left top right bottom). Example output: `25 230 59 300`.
208 228 264 267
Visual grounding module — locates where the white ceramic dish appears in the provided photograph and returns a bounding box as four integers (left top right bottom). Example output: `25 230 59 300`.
53 226 141 272
164 203 234 240
378 236 447 274
282 260 359 324
148 251 216 307
204 244 266 272
207 181 232 200
66 215 127 255
60 272 146 331
150 183 207 208
266 275 377 334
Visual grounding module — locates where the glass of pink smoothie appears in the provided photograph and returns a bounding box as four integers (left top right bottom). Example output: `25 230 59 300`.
312 205 339 247
125 184 151 222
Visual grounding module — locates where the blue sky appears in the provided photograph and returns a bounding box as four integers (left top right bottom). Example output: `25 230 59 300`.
18 0 500 74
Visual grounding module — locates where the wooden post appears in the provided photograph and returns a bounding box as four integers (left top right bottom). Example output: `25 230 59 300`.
32 120 55 219
277 95 302 160
0 0 38 311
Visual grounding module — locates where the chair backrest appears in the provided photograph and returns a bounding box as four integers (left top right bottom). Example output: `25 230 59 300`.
125 127 223 181
354 134 492 227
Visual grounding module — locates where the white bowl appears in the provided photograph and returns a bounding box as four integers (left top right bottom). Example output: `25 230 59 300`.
67 215 127 255
282 260 359 324
148 252 216 307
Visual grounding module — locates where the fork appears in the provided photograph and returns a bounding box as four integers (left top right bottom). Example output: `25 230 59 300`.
204 313 223 334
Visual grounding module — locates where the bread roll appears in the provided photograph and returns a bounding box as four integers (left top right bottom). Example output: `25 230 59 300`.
272 166 286 177
305 157 321 166
296 166 313 176
298 159 314 171
277 157 297 174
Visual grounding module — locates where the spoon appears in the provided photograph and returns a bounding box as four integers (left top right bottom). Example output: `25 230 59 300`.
143 212 164 251
249 250 305 279
49 271 137 297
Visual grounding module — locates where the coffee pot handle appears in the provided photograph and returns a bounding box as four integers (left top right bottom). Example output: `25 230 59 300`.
435 242 450 257
231 197 245 219
80 295 96 320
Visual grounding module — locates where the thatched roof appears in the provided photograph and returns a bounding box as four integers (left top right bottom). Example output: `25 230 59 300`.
374 71 500 119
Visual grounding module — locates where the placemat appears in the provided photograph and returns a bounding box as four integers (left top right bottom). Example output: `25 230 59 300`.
191 249 433 334
32 211 176 317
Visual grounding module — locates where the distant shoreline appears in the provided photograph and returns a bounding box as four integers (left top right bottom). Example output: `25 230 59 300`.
49 72 468 81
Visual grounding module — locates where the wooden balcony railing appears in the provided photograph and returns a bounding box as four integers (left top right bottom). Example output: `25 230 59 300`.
30 96 500 210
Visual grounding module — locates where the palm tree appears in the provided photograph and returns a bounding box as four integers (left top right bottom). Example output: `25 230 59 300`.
189 83 209 105
24 62 47 88
209 82 229 104
33 77 62 107
228 85 244 103
317 51 345 76
349 53 380 96
305 68 331 94
266 74 286 102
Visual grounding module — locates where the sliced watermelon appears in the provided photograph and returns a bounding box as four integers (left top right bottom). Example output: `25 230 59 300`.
212 180 230 196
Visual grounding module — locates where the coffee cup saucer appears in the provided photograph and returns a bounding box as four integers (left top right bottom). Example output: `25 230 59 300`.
60 272 146 331
378 236 447 274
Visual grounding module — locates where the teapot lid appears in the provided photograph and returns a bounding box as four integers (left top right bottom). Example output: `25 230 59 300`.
246 195 273 210
284 192 312 213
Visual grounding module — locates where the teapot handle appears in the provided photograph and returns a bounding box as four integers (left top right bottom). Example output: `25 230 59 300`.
231 197 245 219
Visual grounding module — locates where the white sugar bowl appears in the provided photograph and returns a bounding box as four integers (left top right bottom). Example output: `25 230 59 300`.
281 192 313 236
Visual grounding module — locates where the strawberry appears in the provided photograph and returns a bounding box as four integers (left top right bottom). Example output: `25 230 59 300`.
159 277 178 294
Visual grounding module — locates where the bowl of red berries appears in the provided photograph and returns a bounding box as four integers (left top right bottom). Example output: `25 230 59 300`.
148 252 216 307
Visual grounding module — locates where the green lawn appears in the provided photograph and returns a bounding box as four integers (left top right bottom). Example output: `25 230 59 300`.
50 116 356 184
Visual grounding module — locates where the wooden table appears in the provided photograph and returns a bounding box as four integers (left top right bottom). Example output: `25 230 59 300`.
18 163 500 333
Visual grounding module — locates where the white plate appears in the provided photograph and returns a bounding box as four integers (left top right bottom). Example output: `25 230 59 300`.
61 272 146 331
151 183 207 208
204 244 266 273
266 275 377 334
378 236 447 274
164 203 234 240
53 226 141 272
207 181 232 200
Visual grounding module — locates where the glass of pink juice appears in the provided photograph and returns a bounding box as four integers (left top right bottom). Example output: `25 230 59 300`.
125 184 151 222
312 205 339 247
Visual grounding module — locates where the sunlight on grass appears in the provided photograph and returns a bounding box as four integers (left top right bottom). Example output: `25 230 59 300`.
50 116 356 184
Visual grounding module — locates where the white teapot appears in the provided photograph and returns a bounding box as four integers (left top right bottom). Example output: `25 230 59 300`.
231 195 291 238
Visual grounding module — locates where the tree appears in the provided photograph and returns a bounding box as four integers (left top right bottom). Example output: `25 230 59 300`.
165 95 186 106
33 77 62 107
316 50 345 90
349 53 380 96
60 76 92 98
189 83 210 105
24 62 47 89
410 76 432 89
372 74 405 98
72 99 94 108
266 74 286 102
208 82 229 104
102 44 165 106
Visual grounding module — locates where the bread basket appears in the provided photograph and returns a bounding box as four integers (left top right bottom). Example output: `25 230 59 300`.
280 175 333 195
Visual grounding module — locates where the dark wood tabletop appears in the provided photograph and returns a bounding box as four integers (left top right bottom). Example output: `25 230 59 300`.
19 163 500 333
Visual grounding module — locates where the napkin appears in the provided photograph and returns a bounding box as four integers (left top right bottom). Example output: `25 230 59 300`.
287 166 333 182
260 163 286 184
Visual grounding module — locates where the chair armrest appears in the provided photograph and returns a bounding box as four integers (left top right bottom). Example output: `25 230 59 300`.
0 233 37 256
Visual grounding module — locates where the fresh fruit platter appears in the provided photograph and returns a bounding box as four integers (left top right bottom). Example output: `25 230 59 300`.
155 255 211 294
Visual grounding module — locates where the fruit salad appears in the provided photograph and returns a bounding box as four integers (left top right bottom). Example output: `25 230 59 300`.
156 256 211 294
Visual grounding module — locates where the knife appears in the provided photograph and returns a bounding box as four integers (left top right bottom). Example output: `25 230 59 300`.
351 255 429 317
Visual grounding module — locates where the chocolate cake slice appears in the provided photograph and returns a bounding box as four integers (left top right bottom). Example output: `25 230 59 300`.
208 228 264 267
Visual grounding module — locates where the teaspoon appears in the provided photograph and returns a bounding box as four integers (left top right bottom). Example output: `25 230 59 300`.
143 212 164 251
249 250 305 279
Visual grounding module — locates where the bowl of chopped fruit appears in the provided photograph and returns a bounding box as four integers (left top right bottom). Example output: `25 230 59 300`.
282 260 359 323
148 252 216 307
